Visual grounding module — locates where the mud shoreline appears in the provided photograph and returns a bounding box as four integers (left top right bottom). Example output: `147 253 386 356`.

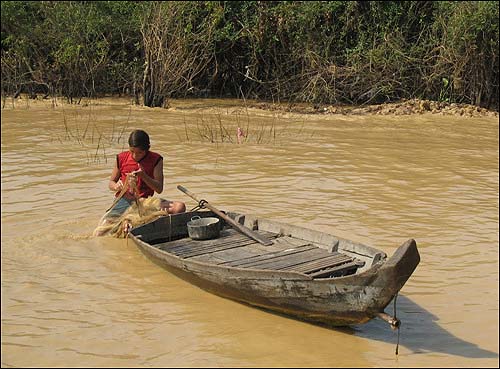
3 94 498 118
248 98 498 118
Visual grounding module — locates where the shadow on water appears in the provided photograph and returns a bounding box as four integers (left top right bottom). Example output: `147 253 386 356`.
99 234 498 360
249 295 498 359
351 295 499 359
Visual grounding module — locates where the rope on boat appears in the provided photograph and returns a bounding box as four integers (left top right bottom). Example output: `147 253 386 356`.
394 293 400 355
376 292 401 356
189 199 208 212
168 213 172 242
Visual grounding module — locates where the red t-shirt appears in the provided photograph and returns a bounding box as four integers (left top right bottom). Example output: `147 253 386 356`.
116 150 162 198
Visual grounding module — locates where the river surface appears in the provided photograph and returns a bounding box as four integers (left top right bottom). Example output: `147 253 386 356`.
1 97 498 367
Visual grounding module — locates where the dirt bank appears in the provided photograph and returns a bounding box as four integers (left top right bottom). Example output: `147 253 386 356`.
3 94 498 118
248 98 499 118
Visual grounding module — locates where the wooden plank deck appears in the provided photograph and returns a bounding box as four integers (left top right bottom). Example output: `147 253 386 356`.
156 229 278 258
154 227 364 278
234 248 329 270
280 253 353 272
220 245 317 267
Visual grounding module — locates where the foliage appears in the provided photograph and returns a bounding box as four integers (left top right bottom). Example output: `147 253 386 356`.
1 1 498 110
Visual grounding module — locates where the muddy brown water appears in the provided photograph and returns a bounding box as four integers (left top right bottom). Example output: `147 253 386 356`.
1 97 498 367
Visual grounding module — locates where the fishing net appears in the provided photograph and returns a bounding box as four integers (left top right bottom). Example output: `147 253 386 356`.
93 196 167 238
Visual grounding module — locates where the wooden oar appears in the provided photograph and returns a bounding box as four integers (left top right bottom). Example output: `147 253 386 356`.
177 185 273 246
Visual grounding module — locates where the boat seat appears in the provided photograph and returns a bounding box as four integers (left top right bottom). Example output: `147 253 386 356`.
280 253 353 273
306 259 365 279
277 250 365 278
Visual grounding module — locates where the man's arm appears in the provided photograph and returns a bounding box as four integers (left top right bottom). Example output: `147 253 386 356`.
136 158 164 194
108 163 123 192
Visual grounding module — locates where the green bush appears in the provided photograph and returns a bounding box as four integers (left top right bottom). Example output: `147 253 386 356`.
1 1 498 110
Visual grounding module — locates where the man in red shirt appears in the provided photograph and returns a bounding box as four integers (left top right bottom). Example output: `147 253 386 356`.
94 129 185 236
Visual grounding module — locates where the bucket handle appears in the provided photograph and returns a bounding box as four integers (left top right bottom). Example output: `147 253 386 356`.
190 215 201 221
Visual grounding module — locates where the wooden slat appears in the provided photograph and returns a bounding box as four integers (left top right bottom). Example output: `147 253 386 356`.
170 236 255 256
237 247 327 269
273 252 348 271
153 227 365 278
182 240 259 259
192 240 287 264
168 238 258 258
216 249 286 266
232 246 317 268
245 254 327 270
280 253 353 273
156 229 269 251
219 245 316 267
163 229 276 252
307 260 365 278
272 236 314 248
155 228 279 259
259 250 337 271
216 235 313 266
212 245 280 264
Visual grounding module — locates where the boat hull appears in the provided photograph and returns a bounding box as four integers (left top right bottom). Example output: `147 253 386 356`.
129 211 420 326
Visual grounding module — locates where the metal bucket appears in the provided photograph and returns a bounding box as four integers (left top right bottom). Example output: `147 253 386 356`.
187 216 220 240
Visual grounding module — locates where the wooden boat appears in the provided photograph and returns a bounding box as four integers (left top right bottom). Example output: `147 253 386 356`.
129 200 420 328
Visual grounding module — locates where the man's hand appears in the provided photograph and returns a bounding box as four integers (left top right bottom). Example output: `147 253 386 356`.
130 167 145 178
127 172 138 189
113 179 124 192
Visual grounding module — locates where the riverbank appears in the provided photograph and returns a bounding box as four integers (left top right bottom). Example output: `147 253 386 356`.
2 94 498 118
247 98 499 118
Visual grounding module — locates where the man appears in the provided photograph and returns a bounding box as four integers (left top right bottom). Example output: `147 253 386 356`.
94 129 185 236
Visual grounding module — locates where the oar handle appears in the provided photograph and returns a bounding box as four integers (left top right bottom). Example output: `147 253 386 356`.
177 185 273 246
177 185 198 201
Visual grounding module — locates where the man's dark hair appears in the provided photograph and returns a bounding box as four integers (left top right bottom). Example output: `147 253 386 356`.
128 129 150 151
